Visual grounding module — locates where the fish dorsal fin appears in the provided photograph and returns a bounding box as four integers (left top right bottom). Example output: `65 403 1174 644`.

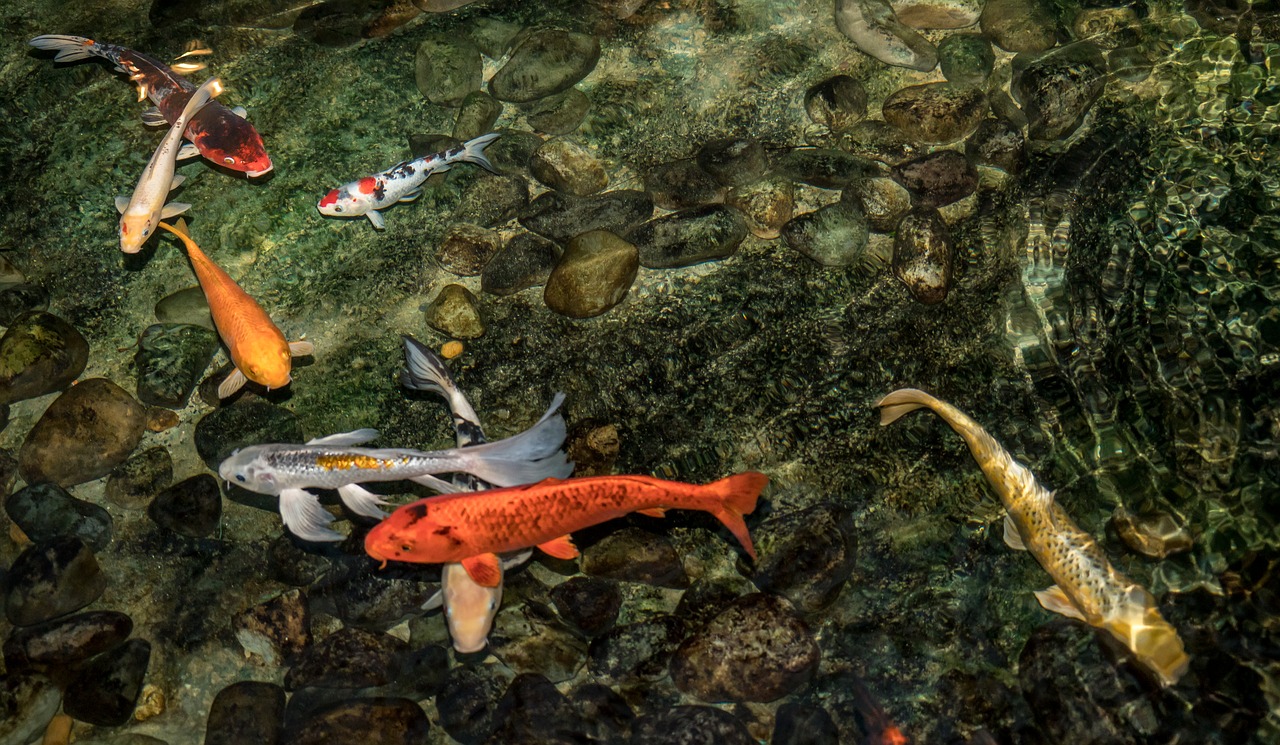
461 553 502 587
1033 585 1087 621
1003 514 1027 551
306 429 379 446
537 534 578 560
115 196 130 214
231 106 247 118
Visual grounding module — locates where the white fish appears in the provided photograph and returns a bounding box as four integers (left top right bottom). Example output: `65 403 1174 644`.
877 388 1190 686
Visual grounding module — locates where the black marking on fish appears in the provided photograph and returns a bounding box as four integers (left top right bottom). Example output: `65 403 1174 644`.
402 502 428 525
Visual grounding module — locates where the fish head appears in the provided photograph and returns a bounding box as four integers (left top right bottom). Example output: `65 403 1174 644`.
239 342 294 390
218 447 283 495
316 183 366 218
364 500 460 564
119 211 157 253
190 111 274 177
440 562 502 653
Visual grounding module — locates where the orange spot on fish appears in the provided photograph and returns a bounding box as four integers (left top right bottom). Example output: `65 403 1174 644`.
316 454 391 471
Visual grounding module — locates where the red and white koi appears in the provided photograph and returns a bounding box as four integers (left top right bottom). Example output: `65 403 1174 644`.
317 133 500 230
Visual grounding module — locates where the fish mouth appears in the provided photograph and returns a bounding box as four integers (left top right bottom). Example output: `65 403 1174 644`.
245 165 274 178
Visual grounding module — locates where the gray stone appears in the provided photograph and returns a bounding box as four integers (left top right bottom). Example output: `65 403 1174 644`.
489 601 588 683
804 75 868 131
481 233 560 296
134 323 220 408
233 589 310 666
981 0 1058 53
581 528 689 587
628 205 748 269
781 202 871 267
423 284 485 339
644 160 724 211
670 593 819 703
0 285 49 327
415 33 482 106
696 138 769 187
452 91 503 141
287 697 431 745
530 139 608 196
311 571 436 629
19 379 147 488
482 129 545 175
519 190 653 244
892 149 979 207
435 664 513 744
5 483 113 553
891 0 983 28
834 120 923 167
0 311 88 406
63 638 150 726
453 174 529 228
293 0 378 48
204 681 286 745
882 83 989 145
104 447 173 510
774 148 881 189
490 30 601 103
148 474 222 538
548 576 621 637
544 231 638 319
940 34 995 86
1013 42 1108 141
467 17 523 57
407 133 460 160
586 614 684 682
842 177 911 233
0 673 60 745
488 674 589 743
726 178 795 240
436 223 503 276
892 208 954 304
523 88 591 136
193 400 303 471
154 286 213 330
5 537 106 627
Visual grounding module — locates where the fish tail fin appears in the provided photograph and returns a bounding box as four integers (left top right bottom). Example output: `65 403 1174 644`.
703 471 767 560
460 132 501 173
1105 587 1190 687
452 393 573 485
29 34 101 63
875 388 940 426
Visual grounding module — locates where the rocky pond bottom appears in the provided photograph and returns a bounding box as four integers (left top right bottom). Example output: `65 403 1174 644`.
0 0 1278 743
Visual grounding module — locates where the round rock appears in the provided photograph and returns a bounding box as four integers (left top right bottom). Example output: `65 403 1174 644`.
154 286 213 330
453 174 529 228
5 482 113 553
892 208 954 304
481 233 560 296
452 91 502 141
671 593 819 703
548 576 621 637
148 474 222 538
965 117 1027 173
644 160 724 211
523 88 591 136
519 190 653 244
0 284 50 326
1110 507 1193 559
631 706 754 745
543 230 639 319
529 139 608 196
891 0 983 28
436 223 503 276
5 537 107 626
193 400 303 470
105 447 173 510
488 601 588 683
696 138 769 187
423 284 486 339
773 702 840 745
0 673 60 745
580 528 688 588
727 178 795 240
781 202 871 267
287 697 431 745
586 614 684 682
134 323 219 408
834 119 922 167
489 30 601 103
0 311 88 406
892 150 979 207
628 205 748 269
842 177 911 233
1012 42 1108 141
981 0 1058 53
774 148 881 189
881 83 989 145
3 610 132 670
804 75 868 131
285 628 407 690
19 378 146 487
204 681 286 745
415 33 482 106
232 589 310 667
939 34 995 86
435 664 513 744
63 638 151 726
752 503 857 613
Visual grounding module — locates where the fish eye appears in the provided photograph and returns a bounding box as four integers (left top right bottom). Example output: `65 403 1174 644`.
488 599 497 611
234 474 246 482
400 543 413 552
141 227 150 236
224 156 236 165
334 206 343 213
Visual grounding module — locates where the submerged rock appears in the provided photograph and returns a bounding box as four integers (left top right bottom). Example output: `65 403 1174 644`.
696 138 770 187
414 33 482 106
5 483 113 553
835 120 922 167
548 576 622 637
435 664 513 744
835 0 938 71
519 190 654 244
530 139 608 196
0 673 60 745
981 0 1058 53
580 528 689 587
233 589 311 667
781 201 871 267
105 447 173 511
674 578 751 632
63 638 151 726
645 160 724 211
774 148 881 189
628 205 748 269
0 284 49 326
489 30 601 103
569 683 634 741
1111 507 1194 559
482 233 560 296
3 610 132 670
843 177 912 233
939 34 996 85
892 208 954 304
882 83 988 145
586 614 685 682
19 379 146 488
204 681 286 745
148 475 222 538
773 702 841 745
134 323 219 408
285 628 408 690
452 91 503 141
287 697 431 744
543 230 639 319
0 311 88 405
752 503 858 613
489 674 589 743
523 88 592 136
293 0 381 47
5 537 106 626
891 0 983 28
194 400 303 470
726 178 795 240
804 75 868 131
670 593 819 703
965 117 1028 173
423 284 486 339
632 706 755 745
454 176 529 229
892 150 979 207
437 223 503 276
489 601 588 683
1013 42 1108 141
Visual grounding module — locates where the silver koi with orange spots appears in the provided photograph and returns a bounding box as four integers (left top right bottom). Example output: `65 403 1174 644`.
217 391 569 542
316 132 499 230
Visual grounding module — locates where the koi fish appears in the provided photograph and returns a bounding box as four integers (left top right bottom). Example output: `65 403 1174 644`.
876 388 1190 686
401 335 546 653
317 132 500 230
364 470 767 587
156 219 311 398
28 35 273 177
218 393 571 542
117 77 220 253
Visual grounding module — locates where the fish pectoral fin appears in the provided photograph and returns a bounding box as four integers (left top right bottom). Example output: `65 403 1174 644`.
115 196 130 215
366 210 386 230
1003 514 1027 551
168 174 186 191
306 429 379 446
398 189 422 203
461 553 503 587
176 143 200 161
1033 585 1087 621
637 507 667 518
218 368 248 399
160 202 191 219
289 340 314 357
537 534 579 560
422 590 444 611
337 483 390 519
409 474 467 493
279 487 345 542
140 107 168 127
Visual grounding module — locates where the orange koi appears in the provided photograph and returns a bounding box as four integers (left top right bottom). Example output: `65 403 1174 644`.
157 219 311 397
365 472 767 586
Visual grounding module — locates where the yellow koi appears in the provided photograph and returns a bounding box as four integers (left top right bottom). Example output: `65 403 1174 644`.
877 388 1190 686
